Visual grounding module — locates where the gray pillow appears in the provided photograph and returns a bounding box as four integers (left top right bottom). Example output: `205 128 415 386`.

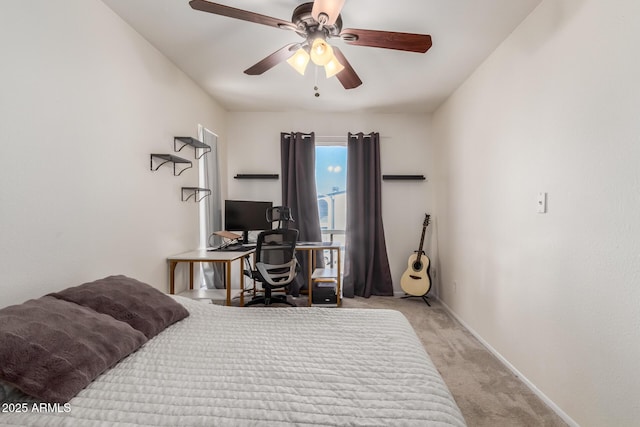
0 296 147 403
0 380 11 402
49 275 189 339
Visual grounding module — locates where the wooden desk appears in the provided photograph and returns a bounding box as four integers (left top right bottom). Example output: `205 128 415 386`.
167 249 254 306
296 243 342 307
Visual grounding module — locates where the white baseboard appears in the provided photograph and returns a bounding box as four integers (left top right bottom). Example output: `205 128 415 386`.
436 297 580 427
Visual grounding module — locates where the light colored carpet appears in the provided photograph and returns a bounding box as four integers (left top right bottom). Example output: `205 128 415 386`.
236 293 568 426
338 295 568 427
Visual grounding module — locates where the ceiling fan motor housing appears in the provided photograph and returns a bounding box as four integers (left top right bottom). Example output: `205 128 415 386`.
292 2 343 45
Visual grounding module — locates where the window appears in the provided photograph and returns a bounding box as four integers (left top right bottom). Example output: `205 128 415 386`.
315 144 347 267
318 199 329 225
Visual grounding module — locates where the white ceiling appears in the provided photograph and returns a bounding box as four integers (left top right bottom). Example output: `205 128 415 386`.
101 0 541 113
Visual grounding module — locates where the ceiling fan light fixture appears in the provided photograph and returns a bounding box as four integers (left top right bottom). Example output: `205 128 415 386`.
310 38 333 66
189 0 431 91
311 0 345 26
324 56 344 78
286 48 310 75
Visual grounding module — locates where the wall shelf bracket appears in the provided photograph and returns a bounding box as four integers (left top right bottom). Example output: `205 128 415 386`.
181 187 212 202
174 136 211 159
150 154 192 176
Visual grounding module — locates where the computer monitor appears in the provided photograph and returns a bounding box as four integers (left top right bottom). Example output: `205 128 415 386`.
224 200 273 244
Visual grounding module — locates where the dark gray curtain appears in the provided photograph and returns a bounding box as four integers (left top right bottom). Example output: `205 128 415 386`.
343 132 394 297
280 132 323 295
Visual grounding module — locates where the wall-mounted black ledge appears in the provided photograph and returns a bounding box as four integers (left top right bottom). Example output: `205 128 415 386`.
150 154 192 176
234 174 279 179
181 187 212 202
382 174 426 181
174 136 211 159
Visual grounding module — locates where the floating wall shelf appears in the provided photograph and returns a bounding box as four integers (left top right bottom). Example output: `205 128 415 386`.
174 136 211 159
382 174 426 181
234 174 279 180
150 154 192 176
181 187 212 202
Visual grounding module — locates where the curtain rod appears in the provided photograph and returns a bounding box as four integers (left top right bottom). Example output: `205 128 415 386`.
282 133 390 139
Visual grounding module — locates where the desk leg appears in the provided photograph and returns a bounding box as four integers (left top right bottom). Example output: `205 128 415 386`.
251 252 256 297
169 261 177 294
337 248 342 307
308 250 314 307
225 261 231 306
239 258 245 307
189 262 194 290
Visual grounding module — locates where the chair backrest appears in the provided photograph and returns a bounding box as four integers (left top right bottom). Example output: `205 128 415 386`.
266 206 294 229
256 228 299 265
254 228 299 287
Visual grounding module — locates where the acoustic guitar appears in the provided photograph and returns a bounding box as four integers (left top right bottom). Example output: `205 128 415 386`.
400 214 431 297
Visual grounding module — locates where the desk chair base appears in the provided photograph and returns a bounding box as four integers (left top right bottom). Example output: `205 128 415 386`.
244 293 296 307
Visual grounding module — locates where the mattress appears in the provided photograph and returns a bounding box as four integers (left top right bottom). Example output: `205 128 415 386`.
1 297 466 426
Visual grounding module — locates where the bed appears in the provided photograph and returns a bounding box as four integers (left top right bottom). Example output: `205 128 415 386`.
0 276 466 426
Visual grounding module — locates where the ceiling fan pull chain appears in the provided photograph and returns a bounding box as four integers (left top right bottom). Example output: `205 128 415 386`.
314 66 320 97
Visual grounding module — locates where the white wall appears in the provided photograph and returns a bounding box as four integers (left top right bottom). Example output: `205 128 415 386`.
226 112 434 293
432 0 640 425
0 0 226 307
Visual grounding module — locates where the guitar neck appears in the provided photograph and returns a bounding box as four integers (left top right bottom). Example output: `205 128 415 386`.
415 225 427 261
411 214 431 262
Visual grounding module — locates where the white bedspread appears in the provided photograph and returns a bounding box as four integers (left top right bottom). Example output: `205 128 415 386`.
1 297 466 426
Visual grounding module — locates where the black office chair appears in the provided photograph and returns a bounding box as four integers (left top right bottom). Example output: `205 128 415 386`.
244 227 299 307
267 206 294 229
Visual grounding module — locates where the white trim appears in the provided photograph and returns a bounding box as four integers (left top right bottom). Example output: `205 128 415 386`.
436 297 580 427
315 135 347 146
314 135 392 145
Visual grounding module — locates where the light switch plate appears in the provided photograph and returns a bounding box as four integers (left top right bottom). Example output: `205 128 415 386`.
537 192 547 213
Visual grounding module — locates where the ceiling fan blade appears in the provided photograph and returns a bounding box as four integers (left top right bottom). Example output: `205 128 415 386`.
340 28 432 53
332 47 362 90
244 43 298 75
189 0 297 31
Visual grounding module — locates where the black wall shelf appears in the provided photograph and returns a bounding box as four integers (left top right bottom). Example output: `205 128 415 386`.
150 154 192 176
382 174 426 181
234 174 279 180
181 187 212 202
174 136 211 159
152 138 211 201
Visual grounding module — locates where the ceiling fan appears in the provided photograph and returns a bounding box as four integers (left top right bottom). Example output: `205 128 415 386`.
189 0 432 89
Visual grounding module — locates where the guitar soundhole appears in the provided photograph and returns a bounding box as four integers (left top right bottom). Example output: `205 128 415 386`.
412 261 423 271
